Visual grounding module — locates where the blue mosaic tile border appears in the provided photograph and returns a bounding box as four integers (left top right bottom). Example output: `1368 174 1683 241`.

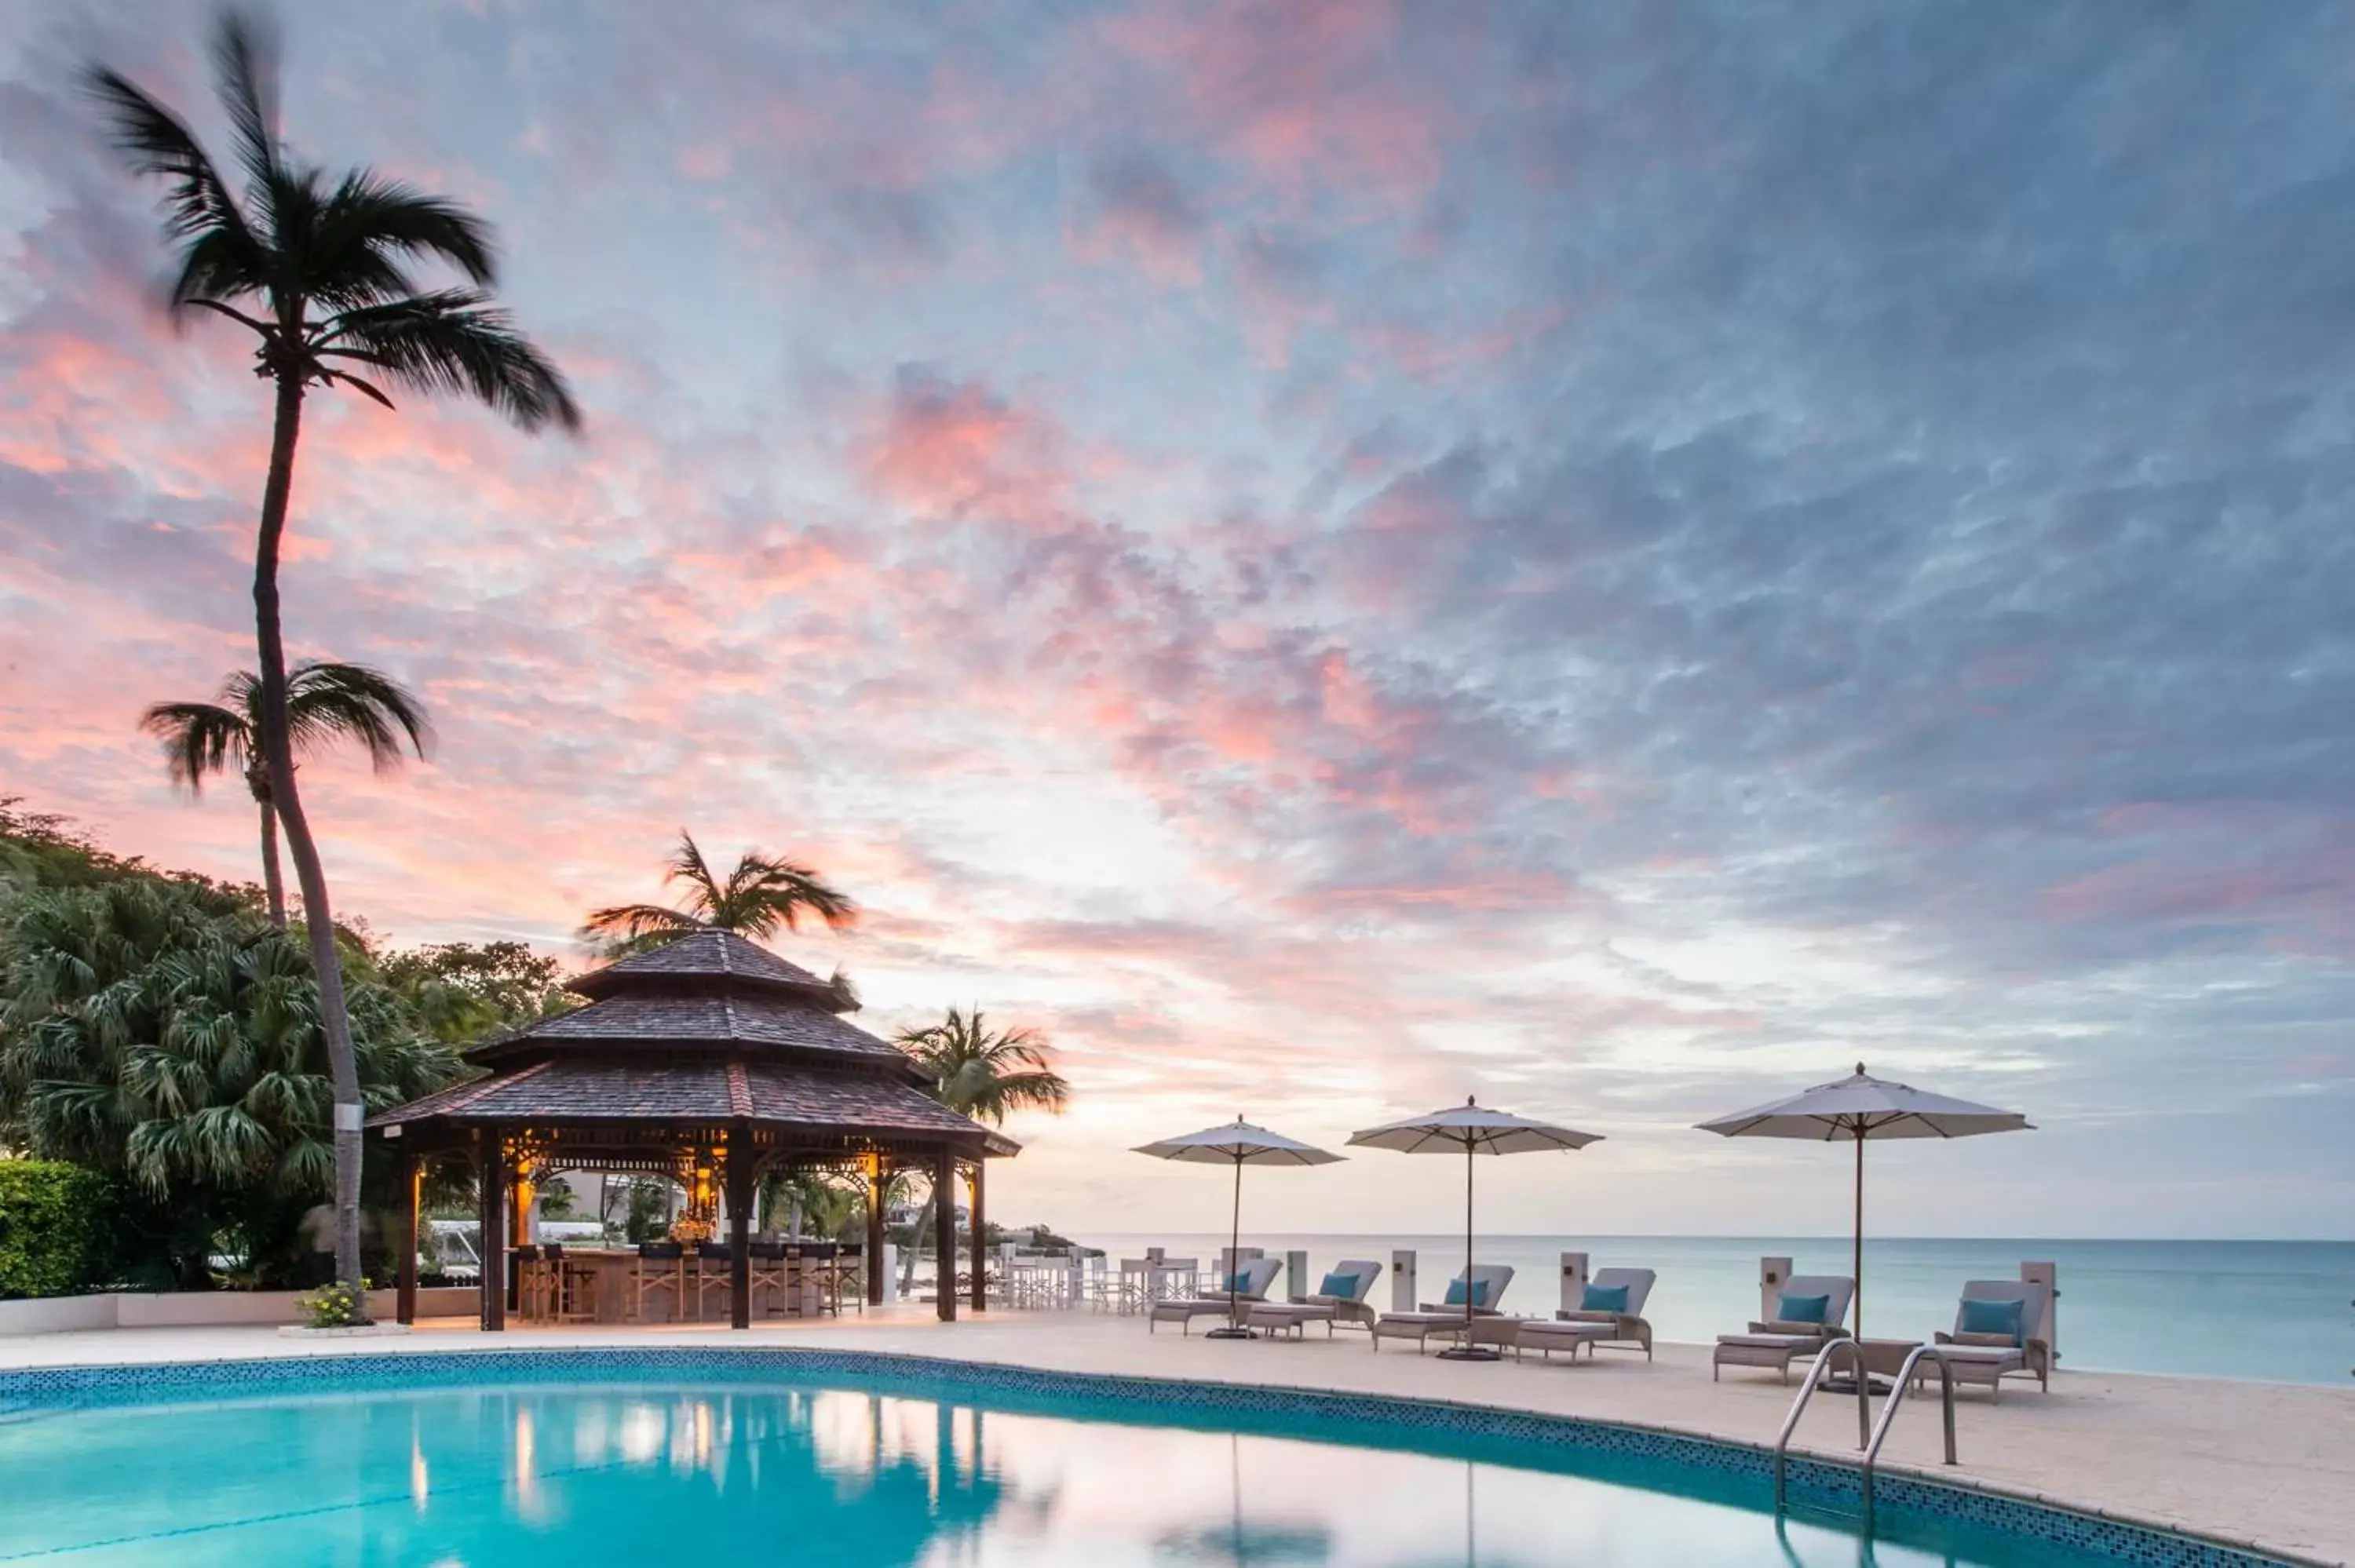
0 1346 2309 1568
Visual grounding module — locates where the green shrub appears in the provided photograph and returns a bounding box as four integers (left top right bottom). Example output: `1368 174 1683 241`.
0 1160 115 1298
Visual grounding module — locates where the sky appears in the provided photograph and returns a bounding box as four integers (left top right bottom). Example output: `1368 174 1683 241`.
2 1 2350 1242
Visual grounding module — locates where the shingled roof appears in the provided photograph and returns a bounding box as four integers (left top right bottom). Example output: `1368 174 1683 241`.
568 928 847 1008
369 928 1020 1159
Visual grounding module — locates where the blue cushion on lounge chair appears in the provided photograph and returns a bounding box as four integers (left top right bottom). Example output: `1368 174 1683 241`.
1959 1296 2025 1345
1319 1271 1359 1298
1443 1278 1491 1307
1776 1292 1830 1325
1580 1282 1630 1315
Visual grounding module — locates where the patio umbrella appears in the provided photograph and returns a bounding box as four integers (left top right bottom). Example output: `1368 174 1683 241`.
1133 1118 1345 1340
1347 1099 1603 1361
1696 1063 2031 1343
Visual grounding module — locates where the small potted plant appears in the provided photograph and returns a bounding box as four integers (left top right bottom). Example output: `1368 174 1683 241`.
289 1278 374 1333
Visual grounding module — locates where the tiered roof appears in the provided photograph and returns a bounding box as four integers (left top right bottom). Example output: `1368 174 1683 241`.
371 929 1013 1157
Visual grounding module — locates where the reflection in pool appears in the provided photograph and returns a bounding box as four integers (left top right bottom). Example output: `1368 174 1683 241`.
0 1380 2140 1566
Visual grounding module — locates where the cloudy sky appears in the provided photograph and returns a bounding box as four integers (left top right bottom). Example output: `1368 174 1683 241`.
3 1 2350 1239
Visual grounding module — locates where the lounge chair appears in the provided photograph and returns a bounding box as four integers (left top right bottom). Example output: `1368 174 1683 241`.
1917 1280 2053 1400
1147 1256 1283 1333
1371 1264 1515 1352
1712 1274 1856 1383
1515 1267 1659 1362
1245 1260 1384 1338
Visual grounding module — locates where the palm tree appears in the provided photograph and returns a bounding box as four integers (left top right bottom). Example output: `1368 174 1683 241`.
88 11 578 1293
141 661 429 929
896 1007 1072 1125
581 830 857 955
893 1007 1071 1292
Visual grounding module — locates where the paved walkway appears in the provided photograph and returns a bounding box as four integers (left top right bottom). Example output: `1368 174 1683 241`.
2 1311 2348 1565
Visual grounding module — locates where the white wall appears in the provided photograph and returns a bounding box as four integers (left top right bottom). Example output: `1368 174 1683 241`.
0 1285 476 1336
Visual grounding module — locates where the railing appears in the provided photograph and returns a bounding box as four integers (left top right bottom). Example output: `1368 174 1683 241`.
1773 1340 1961 1534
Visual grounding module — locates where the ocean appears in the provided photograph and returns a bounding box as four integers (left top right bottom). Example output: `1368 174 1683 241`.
1075 1234 2354 1386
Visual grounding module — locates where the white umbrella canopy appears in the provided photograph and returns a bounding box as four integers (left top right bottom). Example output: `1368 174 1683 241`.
1133 1119 1345 1340
1696 1063 2032 1342
1348 1099 1604 1361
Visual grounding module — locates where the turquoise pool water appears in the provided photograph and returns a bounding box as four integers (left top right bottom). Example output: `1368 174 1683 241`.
0 1355 2276 1566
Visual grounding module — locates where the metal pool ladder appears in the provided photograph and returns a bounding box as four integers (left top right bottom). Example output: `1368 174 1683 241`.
1773 1340 1959 1534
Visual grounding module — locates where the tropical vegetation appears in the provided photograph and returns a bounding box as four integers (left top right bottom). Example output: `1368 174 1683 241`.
141 660 430 928
89 9 579 1293
581 829 858 955
0 807 553 1293
893 1007 1071 1289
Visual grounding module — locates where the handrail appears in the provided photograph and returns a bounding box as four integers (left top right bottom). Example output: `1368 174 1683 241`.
1858 1345 1959 1530
1772 1338 1872 1515
1773 1340 1965 1535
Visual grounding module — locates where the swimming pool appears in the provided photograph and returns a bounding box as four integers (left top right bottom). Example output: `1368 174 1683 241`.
0 1350 2298 1566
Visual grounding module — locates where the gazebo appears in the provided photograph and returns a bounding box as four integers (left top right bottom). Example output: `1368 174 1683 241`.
368 929 1016 1329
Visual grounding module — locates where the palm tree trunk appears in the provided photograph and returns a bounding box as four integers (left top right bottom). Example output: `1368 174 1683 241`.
250 366 368 1301
252 785 288 929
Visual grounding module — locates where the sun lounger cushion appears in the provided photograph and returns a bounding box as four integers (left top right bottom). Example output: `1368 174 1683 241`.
1774 1292 1829 1324
1320 1271 1360 1297
1719 1332 1819 1348
1759 1318 1833 1335
1579 1283 1630 1313
1951 1329 2017 1347
1959 1296 2025 1344
1933 1341 2022 1365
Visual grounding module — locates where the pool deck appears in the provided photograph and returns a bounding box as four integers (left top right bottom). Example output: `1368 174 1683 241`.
2 1311 2347 1566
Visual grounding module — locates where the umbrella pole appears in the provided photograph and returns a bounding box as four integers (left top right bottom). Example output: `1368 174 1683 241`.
1204 1151 1253 1340
1230 1153 1243 1329
1463 1138 1474 1340
1853 1133 1864 1343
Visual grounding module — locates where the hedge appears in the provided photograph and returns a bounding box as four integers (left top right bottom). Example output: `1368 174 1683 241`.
0 1160 116 1298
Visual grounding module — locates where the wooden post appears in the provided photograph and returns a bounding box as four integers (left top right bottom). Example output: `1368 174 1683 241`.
866 1162 888 1309
395 1153 420 1326
933 1143 957 1322
969 1158 988 1312
476 1129 506 1333
726 1137 753 1331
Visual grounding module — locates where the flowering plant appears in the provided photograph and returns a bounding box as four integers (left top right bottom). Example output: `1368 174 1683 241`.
668 1216 714 1247
298 1278 371 1329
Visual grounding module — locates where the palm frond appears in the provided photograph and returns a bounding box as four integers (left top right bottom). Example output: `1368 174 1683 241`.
666 830 723 913
319 289 579 432
578 903 705 954
138 700 252 793
309 171 496 304
209 9 282 194
283 660 433 771
81 64 266 303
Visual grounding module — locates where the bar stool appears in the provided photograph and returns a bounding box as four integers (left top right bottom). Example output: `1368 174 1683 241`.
511 1244 546 1322
748 1242 789 1317
838 1242 866 1313
630 1241 683 1322
801 1242 842 1316
693 1242 734 1322
548 1243 600 1323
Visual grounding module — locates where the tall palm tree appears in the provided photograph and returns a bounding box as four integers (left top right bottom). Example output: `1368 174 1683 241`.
581 830 857 955
893 1008 1071 1292
141 661 429 929
88 11 579 1293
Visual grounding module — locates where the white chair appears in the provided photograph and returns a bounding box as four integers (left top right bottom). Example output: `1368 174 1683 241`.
1517 1266 1659 1362
1148 1256 1283 1333
1713 1274 1856 1382
1247 1259 1385 1337
1923 1280 2053 1399
1371 1264 1516 1352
